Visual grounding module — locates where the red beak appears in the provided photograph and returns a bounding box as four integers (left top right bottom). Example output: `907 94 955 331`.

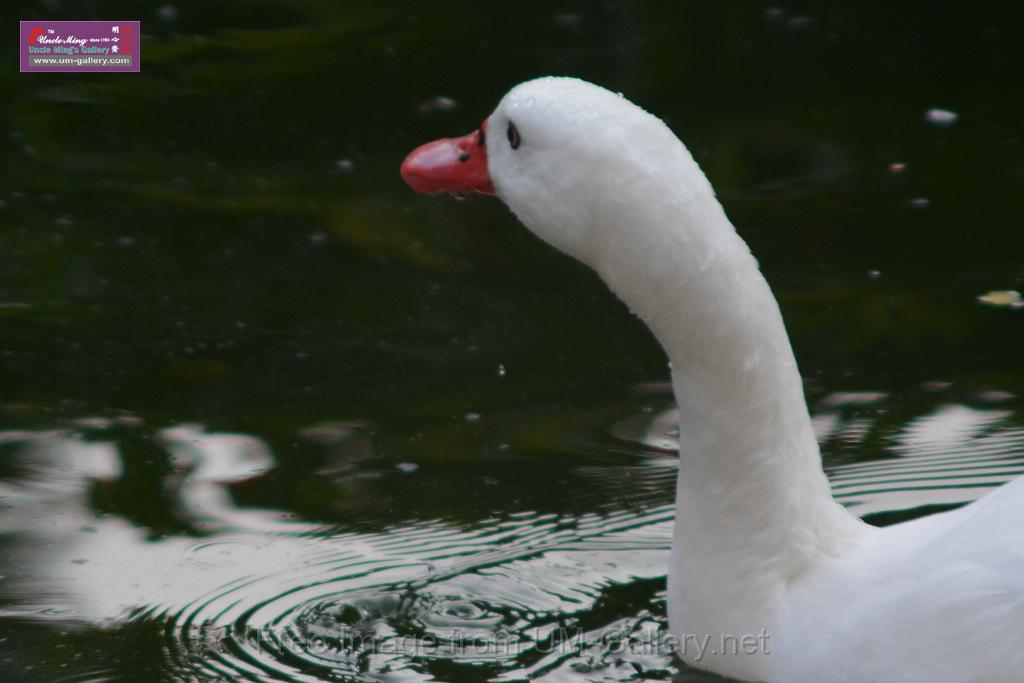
400 118 495 196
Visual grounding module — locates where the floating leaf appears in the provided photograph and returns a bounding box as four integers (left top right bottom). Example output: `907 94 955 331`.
977 290 1024 309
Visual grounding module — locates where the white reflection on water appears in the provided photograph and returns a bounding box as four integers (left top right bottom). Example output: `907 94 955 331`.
611 392 1024 516
0 420 677 680
830 405 1024 514
161 424 327 534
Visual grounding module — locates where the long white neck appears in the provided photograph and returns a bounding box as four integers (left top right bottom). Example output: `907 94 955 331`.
583 172 866 626
489 81 868 625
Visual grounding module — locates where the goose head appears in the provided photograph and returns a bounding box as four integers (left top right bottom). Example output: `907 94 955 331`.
401 77 716 270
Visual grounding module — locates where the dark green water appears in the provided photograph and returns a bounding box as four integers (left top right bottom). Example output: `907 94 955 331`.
1 1 1023 681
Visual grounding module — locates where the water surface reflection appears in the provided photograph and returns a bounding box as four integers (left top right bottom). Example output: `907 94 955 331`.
1 385 1021 681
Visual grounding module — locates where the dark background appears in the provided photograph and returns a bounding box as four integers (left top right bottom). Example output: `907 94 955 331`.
1 1 1022 426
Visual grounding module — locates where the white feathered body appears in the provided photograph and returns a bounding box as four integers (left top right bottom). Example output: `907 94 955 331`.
480 77 1024 682
721 477 1024 682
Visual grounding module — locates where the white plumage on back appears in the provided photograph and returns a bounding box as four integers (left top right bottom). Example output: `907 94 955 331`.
481 77 1024 682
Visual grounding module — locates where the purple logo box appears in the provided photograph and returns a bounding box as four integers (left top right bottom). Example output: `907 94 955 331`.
20 20 140 73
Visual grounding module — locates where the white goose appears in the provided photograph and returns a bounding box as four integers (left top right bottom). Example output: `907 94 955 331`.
400 77 1024 683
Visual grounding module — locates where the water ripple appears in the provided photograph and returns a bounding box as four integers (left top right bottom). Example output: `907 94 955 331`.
0 395 1020 681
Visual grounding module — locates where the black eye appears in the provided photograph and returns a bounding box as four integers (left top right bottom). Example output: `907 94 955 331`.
506 122 520 150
